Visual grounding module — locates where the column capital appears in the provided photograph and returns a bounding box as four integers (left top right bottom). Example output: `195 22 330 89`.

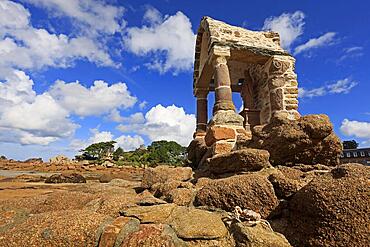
211 46 230 67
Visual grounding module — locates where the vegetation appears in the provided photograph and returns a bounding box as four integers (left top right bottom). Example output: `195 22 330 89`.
76 140 187 167
343 140 359 150
0 155 6 160
76 141 116 161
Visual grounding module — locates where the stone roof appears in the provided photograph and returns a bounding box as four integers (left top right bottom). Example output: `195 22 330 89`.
193 17 291 88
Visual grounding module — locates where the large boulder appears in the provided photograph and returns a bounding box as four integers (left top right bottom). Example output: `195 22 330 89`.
194 173 278 218
231 222 292 247
168 206 228 240
45 173 86 184
204 149 271 175
141 165 193 189
250 114 342 166
279 163 370 247
49 155 70 165
187 138 209 169
120 224 186 247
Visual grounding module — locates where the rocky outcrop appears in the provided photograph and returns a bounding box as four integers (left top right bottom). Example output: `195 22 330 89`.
141 165 193 189
250 114 342 166
231 222 292 247
187 138 209 169
45 173 86 183
0 210 112 247
49 155 71 165
24 158 43 163
202 149 271 175
275 164 370 247
194 173 278 218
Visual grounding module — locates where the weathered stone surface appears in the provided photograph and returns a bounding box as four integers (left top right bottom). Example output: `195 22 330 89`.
205 126 236 146
279 164 370 247
121 224 186 247
137 190 167 206
168 207 228 240
141 166 193 189
209 110 244 127
99 174 113 183
212 142 234 155
187 138 208 169
194 174 278 218
121 204 177 224
250 114 342 166
150 180 186 198
45 173 86 184
268 173 304 199
205 149 271 175
49 155 70 165
99 216 140 247
0 210 112 247
164 188 194 206
231 222 292 247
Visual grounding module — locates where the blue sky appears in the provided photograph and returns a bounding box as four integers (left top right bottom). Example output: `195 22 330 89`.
0 0 369 160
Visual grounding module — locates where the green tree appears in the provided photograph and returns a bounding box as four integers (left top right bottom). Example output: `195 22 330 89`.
113 147 125 161
147 140 186 165
343 140 359 150
76 141 116 160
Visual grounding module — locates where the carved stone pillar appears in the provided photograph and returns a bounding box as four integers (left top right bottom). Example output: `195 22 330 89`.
194 89 208 137
213 55 235 114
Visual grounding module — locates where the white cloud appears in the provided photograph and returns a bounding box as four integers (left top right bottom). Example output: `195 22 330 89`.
263 11 305 50
70 128 144 152
23 0 125 35
0 0 30 29
143 6 163 26
293 32 336 55
139 101 148 109
327 78 358 94
0 70 79 145
124 10 196 74
0 69 139 145
117 104 196 146
115 135 145 151
49 80 137 116
340 119 370 145
0 0 115 76
339 46 364 61
299 78 357 98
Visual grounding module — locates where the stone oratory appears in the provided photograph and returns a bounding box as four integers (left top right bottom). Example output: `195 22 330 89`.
192 17 300 156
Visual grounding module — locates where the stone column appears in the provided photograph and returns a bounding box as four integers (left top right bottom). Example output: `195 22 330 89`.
213 55 236 114
194 89 208 137
204 47 245 155
266 55 300 121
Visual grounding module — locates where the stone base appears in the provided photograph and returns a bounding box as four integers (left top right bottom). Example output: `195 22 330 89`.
209 110 244 127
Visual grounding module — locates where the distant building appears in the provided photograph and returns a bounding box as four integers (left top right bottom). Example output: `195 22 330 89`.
340 148 370 166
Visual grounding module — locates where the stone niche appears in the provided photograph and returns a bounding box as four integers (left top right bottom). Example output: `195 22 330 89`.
192 17 300 157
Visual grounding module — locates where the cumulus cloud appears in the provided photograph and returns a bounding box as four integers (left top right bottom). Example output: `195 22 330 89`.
299 78 357 98
49 80 137 116
0 69 138 145
0 0 115 76
0 70 78 145
293 32 336 55
263 11 305 50
0 0 30 29
115 135 145 151
117 104 196 146
70 128 144 152
340 119 370 146
23 0 125 35
124 9 196 74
